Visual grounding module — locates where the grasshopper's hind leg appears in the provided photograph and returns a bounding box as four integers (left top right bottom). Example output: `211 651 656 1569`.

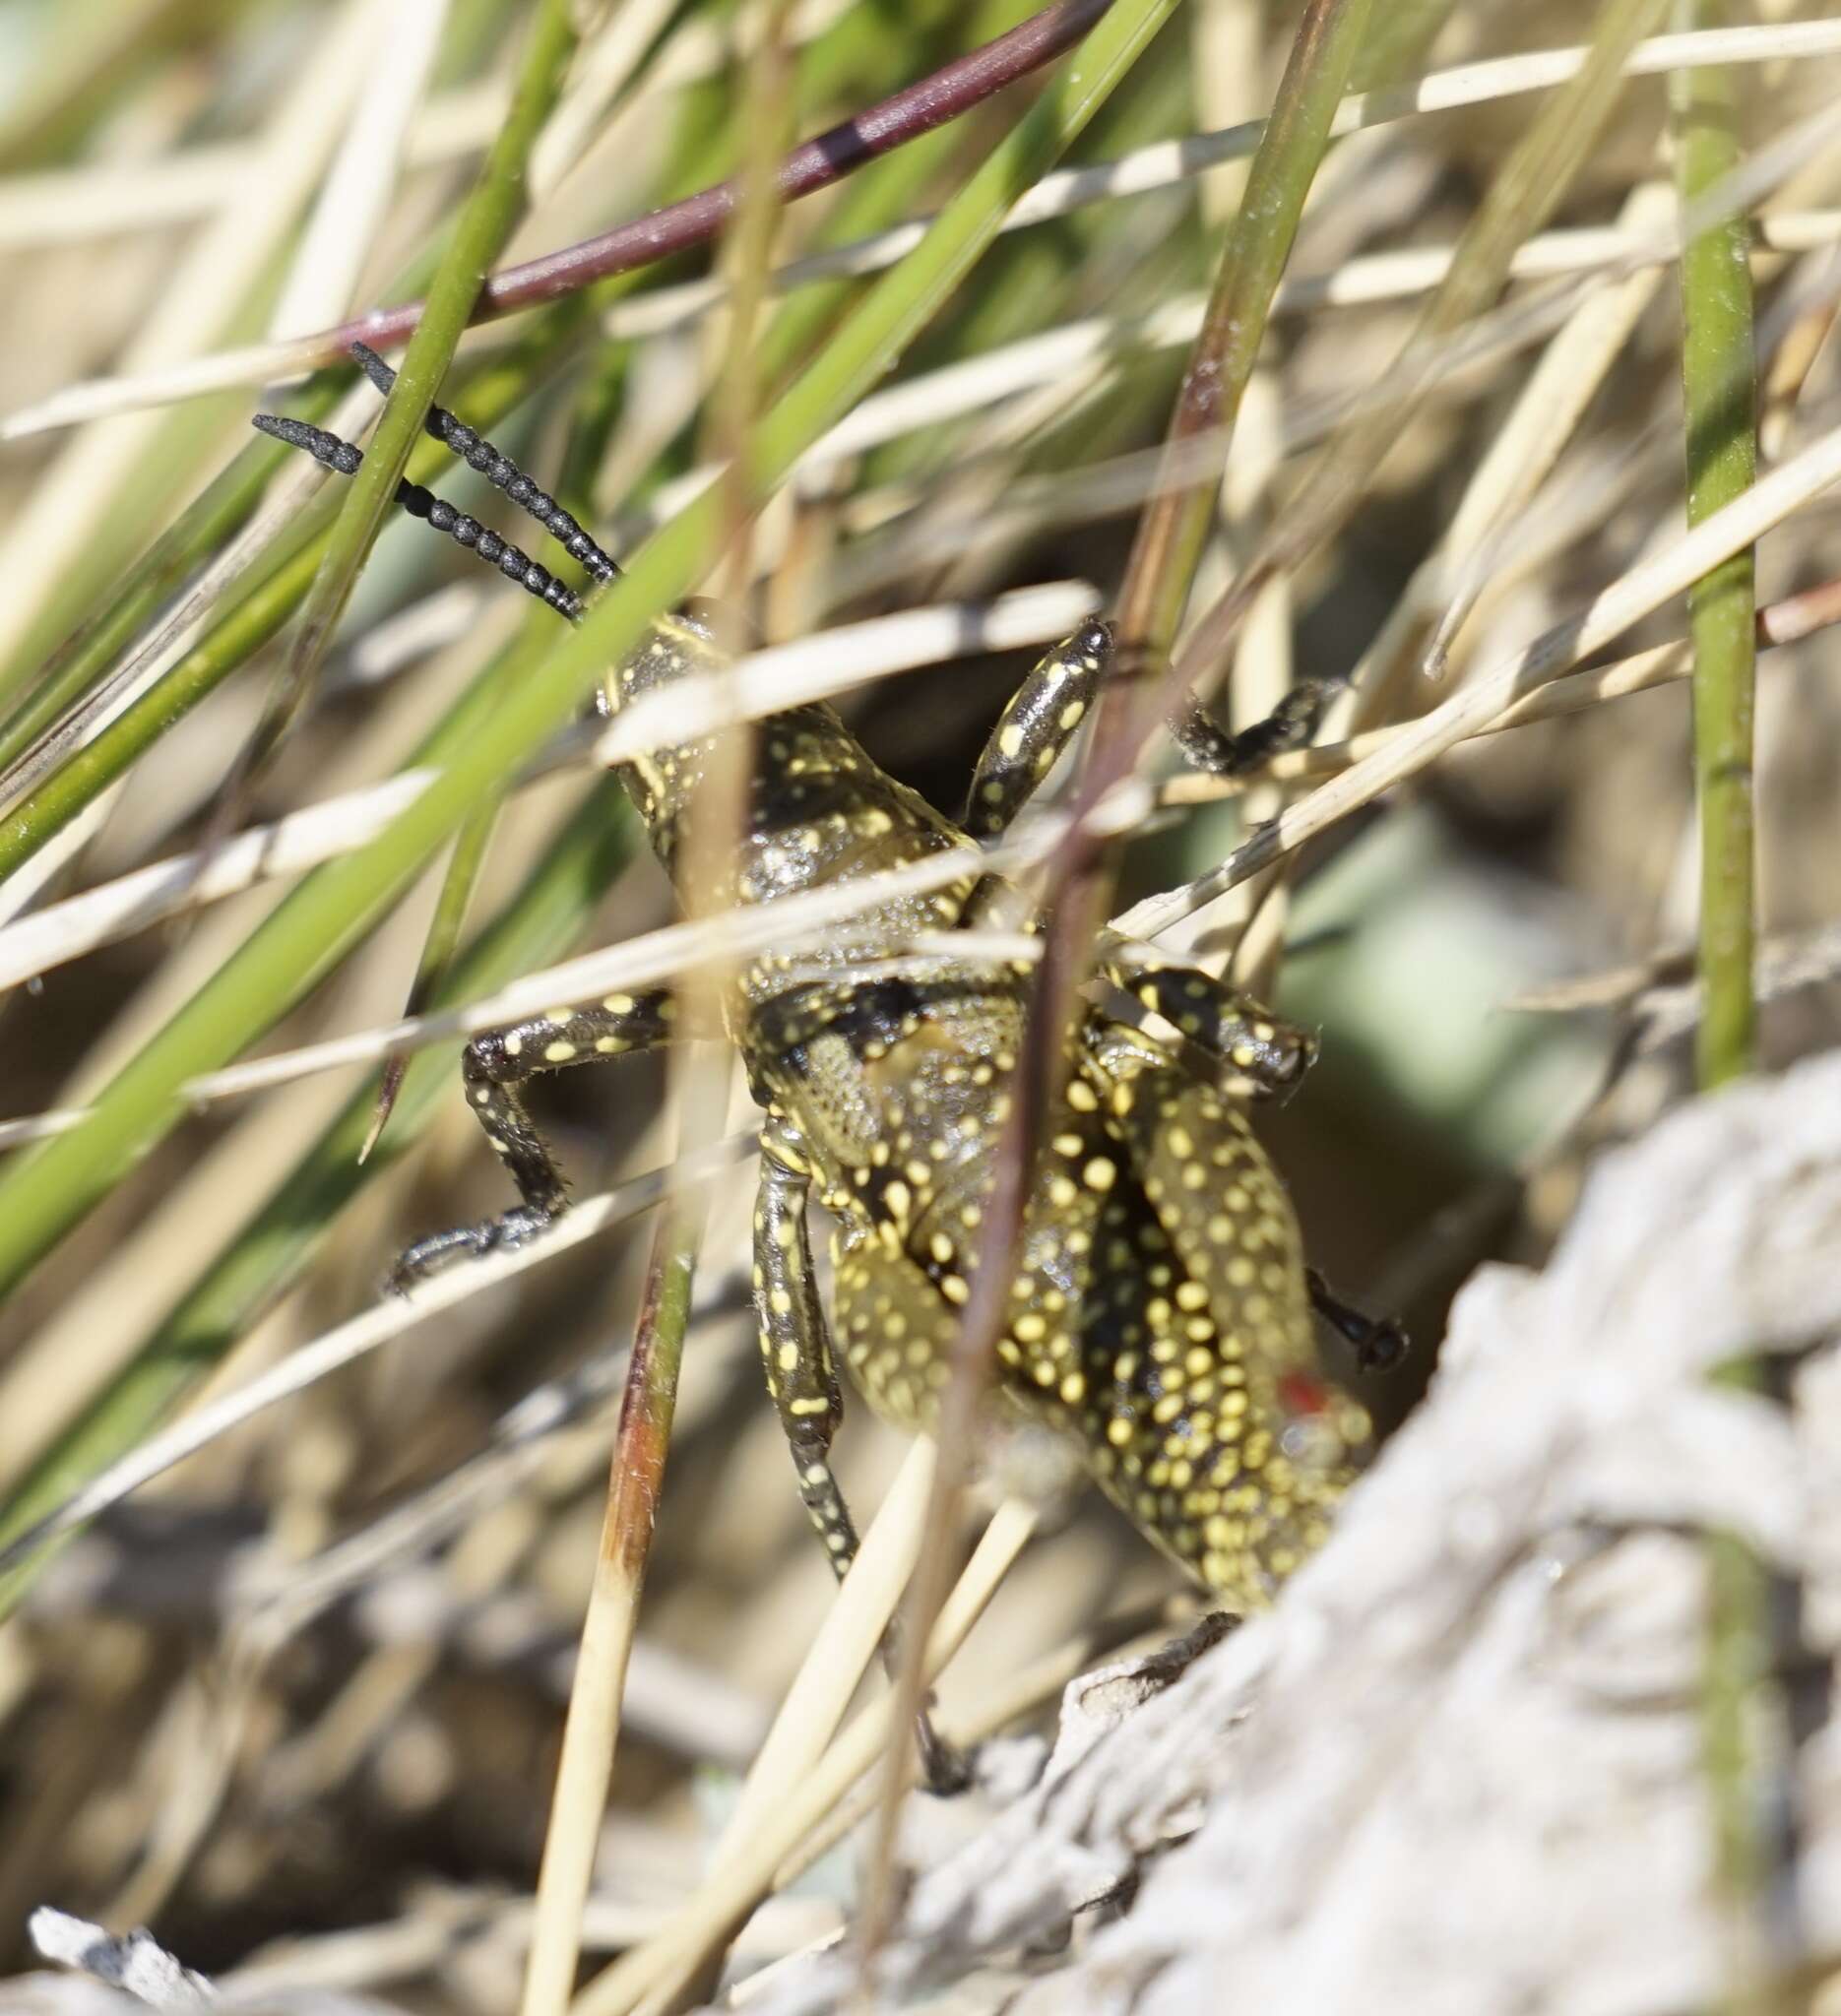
391 990 680 1289
754 1122 968 1794
1305 1268 1408 1373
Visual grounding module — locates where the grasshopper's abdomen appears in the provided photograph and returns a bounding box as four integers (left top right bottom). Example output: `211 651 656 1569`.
824 1002 1370 1612
1068 1028 1370 1606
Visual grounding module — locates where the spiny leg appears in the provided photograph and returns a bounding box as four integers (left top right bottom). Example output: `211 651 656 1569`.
754 1124 854 1566
755 1122 966 1794
1100 950 1317 1096
391 991 681 1289
953 623 1332 942
1306 1268 1409 1373
958 617 1336 848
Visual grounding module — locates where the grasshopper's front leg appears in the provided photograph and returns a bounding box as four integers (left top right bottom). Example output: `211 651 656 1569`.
753 1118 967 1794
960 619 1113 839
959 619 1333 846
391 990 681 1288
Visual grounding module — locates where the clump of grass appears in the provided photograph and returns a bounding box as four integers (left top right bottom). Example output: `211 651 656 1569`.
0 2 1835 2007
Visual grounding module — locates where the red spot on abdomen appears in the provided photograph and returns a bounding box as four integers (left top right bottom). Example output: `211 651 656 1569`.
1276 1368 1330 1418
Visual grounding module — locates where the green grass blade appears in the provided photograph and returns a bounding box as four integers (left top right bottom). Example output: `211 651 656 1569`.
1677 31 1758 1092
1118 0 1374 660
0 0 1176 1313
0 775 637 1610
272 0 583 771
1675 14 1770 2015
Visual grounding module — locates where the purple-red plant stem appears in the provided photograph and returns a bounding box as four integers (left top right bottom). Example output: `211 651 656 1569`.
302 0 1112 367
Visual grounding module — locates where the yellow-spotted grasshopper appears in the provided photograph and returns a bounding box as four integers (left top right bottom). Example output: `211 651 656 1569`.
257 347 1403 1639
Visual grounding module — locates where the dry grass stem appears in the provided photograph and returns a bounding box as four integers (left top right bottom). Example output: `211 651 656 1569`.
10 21 1840 443
569 1500 1039 2016
0 1133 758 1583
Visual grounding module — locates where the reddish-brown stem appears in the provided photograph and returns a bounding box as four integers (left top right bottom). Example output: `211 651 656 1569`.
1757 573 1841 647
311 0 1112 365
607 1215 692 1578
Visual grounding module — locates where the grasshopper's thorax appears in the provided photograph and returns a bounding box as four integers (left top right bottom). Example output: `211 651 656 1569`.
606 611 984 997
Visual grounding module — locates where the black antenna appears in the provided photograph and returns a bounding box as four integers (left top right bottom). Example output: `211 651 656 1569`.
252 412 584 623
349 343 619 584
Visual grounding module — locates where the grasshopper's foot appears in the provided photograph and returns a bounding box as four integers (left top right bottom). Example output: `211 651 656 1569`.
388 1203 559 1293
1170 675 1338 779
915 1711 974 1798
1305 1267 1409 1374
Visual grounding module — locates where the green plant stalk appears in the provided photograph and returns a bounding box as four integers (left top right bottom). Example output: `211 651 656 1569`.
1675 14 1770 2015
1116 0 1373 662
411 805 501 1015
0 0 1175 1314
0 774 637 1609
281 0 583 743
365 797 504 1155
1174 0 1668 700
1677 67 1758 1092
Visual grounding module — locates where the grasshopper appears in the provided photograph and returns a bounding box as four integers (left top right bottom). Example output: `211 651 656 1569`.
257 348 1401 1641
